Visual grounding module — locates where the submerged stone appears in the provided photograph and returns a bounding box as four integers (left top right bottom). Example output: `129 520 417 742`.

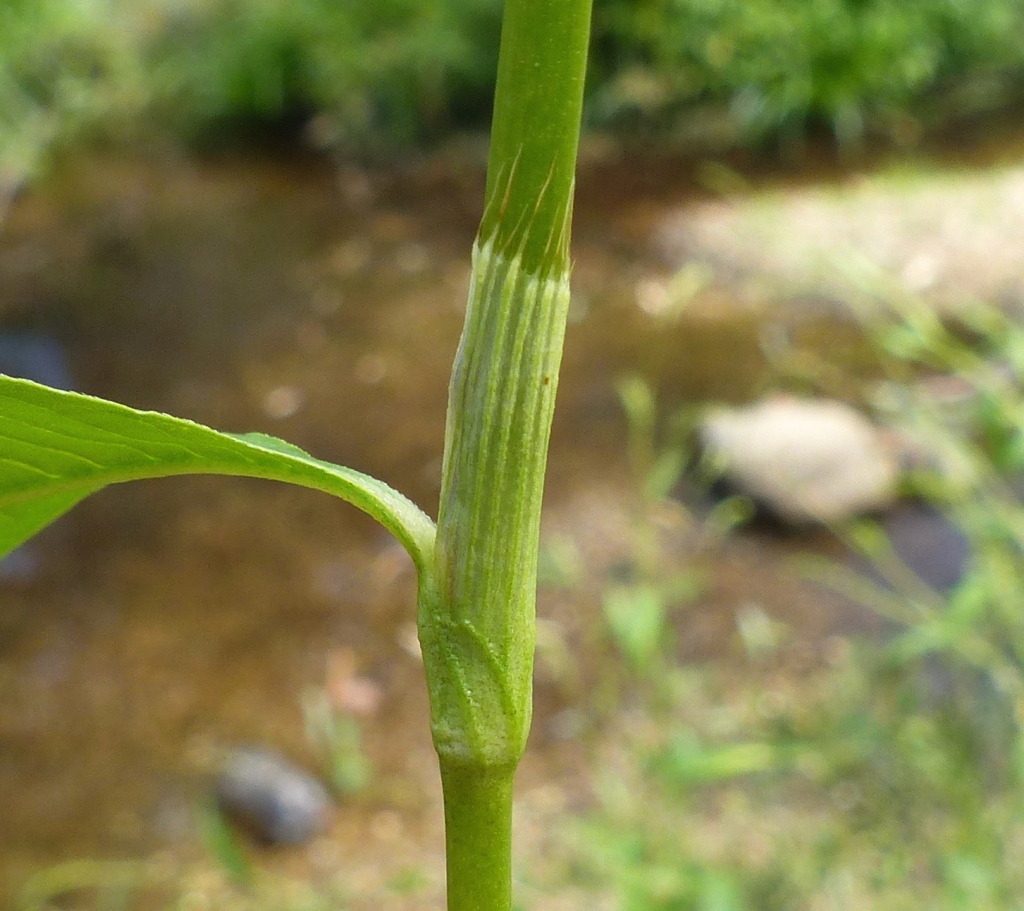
0 332 74 389
0 332 75 583
877 502 970 592
215 747 333 845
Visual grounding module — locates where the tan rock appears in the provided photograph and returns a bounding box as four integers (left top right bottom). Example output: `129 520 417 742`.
700 397 900 524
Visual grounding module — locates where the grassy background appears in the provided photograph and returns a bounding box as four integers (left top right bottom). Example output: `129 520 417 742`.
4 0 1024 177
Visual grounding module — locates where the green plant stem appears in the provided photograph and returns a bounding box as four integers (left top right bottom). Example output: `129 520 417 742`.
416 0 592 909
421 245 571 770
480 0 593 277
440 763 514 911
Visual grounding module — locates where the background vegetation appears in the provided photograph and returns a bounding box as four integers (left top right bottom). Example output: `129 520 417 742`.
5 0 1024 184
554 293 1024 909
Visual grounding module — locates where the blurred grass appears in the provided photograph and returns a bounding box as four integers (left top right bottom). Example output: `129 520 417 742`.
529 302 1024 910
549 651 1024 910
589 0 1024 149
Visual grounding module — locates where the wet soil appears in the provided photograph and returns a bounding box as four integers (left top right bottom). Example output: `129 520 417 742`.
1 132 1021 905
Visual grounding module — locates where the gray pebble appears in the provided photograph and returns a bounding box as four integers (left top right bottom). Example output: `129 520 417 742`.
0 332 74 389
0 332 75 583
216 747 333 845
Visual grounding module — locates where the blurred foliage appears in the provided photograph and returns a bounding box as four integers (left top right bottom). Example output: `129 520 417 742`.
0 0 146 205
557 647 1024 910
541 287 1024 908
0 0 504 193
601 375 706 675
857 293 1024 779
4 0 1024 185
590 0 1024 148
16 857 349 911
302 689 372 796
148 0 503 146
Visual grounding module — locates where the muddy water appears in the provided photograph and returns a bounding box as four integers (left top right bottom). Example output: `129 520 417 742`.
0 149 875 902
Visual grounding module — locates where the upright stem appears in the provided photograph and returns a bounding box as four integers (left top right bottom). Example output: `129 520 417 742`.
416 0 592 909
440 765 514 911
481 0 593 277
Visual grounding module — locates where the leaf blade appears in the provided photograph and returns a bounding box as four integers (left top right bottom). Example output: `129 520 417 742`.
0 377 435 571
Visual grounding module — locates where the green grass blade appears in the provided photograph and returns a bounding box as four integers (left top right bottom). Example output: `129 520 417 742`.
0 376 435 572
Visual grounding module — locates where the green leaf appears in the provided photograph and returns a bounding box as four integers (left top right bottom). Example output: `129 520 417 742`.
653 734 778 786
198 801 252 887
601 581 666 671
0 376 435 572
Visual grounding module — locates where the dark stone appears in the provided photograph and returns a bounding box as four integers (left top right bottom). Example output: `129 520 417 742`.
0 332 74 389
215 747 333 846
863 502 971 592
0 546 41 584
0 332 75 583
